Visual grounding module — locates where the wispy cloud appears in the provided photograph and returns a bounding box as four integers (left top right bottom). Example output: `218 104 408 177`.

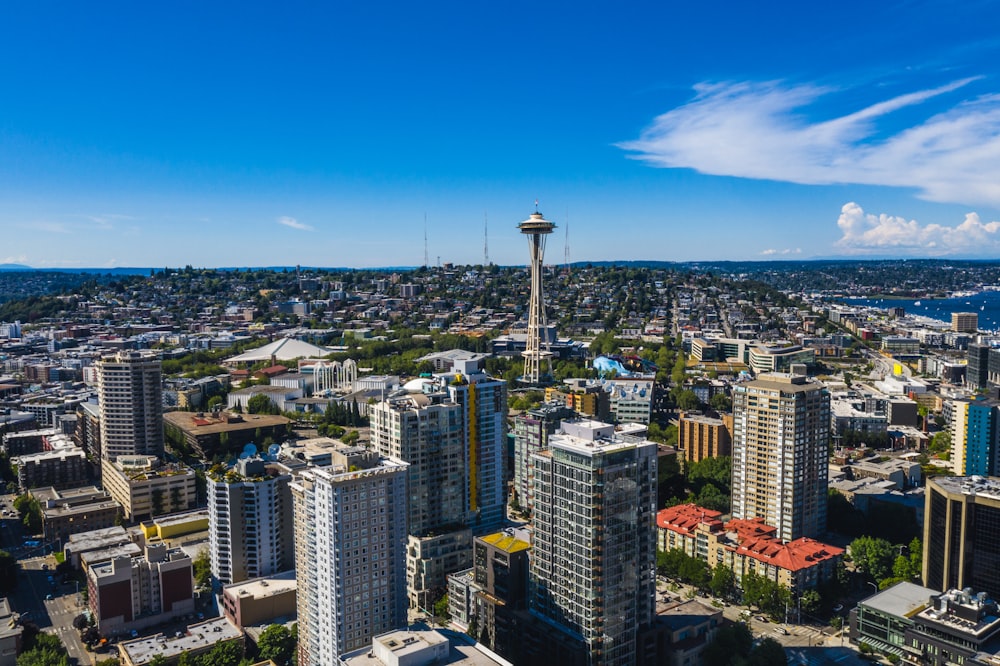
1 255 28 264
277 216 314 231
835 202 1000 255
760 248 802 256
21 221 71 234
85 213 136 230
619 78 1000 207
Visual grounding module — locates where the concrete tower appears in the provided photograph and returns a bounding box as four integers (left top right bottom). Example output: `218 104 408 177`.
731 373 830 541
96 351 163 460
518 208 555 385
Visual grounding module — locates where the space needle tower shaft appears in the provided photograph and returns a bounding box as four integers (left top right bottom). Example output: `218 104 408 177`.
518 208 556 385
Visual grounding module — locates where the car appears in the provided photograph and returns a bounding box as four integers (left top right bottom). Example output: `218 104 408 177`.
775 626 789 635
756 615 768 622
41 564 49 571
833 603 844 613
45 594 53 601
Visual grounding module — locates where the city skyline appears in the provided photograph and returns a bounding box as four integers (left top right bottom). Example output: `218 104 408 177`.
3 2 1000 268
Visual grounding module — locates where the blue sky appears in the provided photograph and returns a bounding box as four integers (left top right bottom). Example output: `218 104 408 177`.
2 1 1000 268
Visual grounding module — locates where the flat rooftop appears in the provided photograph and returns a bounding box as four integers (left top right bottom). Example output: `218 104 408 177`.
932 476 1000 501
120 617 242 665
224 570 296 601
163 410 290 435
341 626 513 666
862 581 936 618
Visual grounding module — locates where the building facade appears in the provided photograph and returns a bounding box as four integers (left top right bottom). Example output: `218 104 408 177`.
530 420 657 666
208 457 294 585
950 399 999 476
924 476 1000 600
101 456 196 521
677 413 732 464
290 447 409 665
512 402 576 513
97 351 163 460
732 374 830 541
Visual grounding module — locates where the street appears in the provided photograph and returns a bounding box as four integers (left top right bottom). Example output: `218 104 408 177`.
657 579 850 652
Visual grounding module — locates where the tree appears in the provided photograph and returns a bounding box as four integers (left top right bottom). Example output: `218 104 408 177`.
709 565 735 600
709 392 732 412
247 394 277 415
14 494 42 534
800 589 821 615
16 632 69 666
850 536 896 583
0 550 16 593
675 389 700 411
748 638 788 666
702 623 753 666
433 594 450 624
193 549 212 590
197 640 244 666
257 624 295 665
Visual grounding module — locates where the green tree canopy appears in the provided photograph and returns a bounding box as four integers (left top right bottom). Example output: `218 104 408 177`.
256 624 295 665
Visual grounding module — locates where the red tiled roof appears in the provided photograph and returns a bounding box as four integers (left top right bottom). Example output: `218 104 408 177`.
725 517 778 540
656 503 723 535
736 536 844 572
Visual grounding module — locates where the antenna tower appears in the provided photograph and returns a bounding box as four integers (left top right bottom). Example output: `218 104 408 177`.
484 212 490 265
563 210 571 277
518 206 556 385
423 214 429 268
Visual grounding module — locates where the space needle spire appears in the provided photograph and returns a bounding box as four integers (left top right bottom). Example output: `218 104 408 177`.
518 205 556 385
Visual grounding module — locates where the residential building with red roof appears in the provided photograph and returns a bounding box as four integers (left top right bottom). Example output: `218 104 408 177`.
656 503 843 593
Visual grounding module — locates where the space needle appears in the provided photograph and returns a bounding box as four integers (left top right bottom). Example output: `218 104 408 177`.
518 205 555 385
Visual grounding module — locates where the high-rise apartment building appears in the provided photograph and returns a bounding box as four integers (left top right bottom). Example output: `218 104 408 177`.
291 444 409 665
677 412 733 464
208 457 294 585
530 420 657 666
952 311 979 333
967 344 991 390
97 351 163 459
950 399 1000 476
447 369 507 532
924 476 1000 600
731 373 830 542
512 402 576 513
369 389 467 535
369 367 507 607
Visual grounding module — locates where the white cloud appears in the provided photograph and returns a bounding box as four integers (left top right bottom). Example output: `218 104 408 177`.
760 248 802 256
835 202 1000 254
1 255 28 264
277 216 314 231
619 78 1000 207
85 214 136 229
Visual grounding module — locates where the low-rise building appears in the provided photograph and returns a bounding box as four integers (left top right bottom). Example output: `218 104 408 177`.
14 447 89 491
118 617 243 666
87 541 195 636
101 456 196 521
407 530 473 611
637 599 723 666
221 570 297 628
163 410 290 459
340 627 513 666
0 597 24 666
656 503 844 593
32 485 120 548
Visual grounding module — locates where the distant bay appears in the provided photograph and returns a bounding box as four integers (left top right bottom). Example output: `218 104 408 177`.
838 291 1000 331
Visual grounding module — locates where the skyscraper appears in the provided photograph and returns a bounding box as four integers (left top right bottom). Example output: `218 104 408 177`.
731 373 830 541
512 402 575 513
924 476 1000 600
369 366 507 607
950 398 1000 476
208 457 294 585
967 343 990 390
96 351 163 460
529 420 657 666
291 444 409 665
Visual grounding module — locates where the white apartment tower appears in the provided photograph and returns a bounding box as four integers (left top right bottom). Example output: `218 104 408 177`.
291 445 409 665
731 373 830 541
369 389 467 535
208 457 294 585
530 420 658 666
97 351 163 459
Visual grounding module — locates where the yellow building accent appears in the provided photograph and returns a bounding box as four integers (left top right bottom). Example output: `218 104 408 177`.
469 383 478 513
481 531 530 553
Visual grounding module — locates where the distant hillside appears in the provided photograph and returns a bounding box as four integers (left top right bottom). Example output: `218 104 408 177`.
0 263 32 271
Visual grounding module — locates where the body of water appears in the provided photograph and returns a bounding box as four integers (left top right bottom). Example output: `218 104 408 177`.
838 291 1000 331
